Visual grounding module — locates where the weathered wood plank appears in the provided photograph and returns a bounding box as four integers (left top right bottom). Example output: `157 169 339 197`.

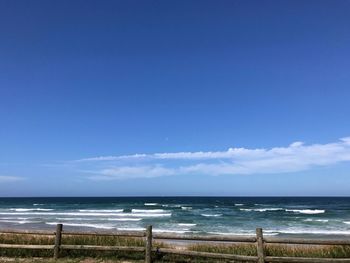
145 225 152 263
61 244 145 252
0 229 54 236
53 223 62 259
265 237 350 245
154 248 258 261
265 256 350 263
0 244 54 249
62 230 145 237
153 233 256 243
256 228 265 263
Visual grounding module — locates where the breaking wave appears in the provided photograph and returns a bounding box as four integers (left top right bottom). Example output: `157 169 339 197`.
0 212 171 217
240 208 283 212
201 214 222 217
285 209 325 214
46 222 115 229
9 208 54 212
131 209 165 213
304 219 329 222
78 209 124 212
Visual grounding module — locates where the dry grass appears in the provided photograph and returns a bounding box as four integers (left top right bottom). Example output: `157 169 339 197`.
188 242 350 258
0 258 140 263
0 233 165 260
1 232 350 262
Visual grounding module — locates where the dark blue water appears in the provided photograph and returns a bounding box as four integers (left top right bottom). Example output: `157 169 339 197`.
0 197 349 237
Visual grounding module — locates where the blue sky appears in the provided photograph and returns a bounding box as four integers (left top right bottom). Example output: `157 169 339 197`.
1 0 350 196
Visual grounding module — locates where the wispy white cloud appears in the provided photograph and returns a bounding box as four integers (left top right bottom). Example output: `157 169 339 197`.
0 176 24 182
76 137 350 180
88 166 175 180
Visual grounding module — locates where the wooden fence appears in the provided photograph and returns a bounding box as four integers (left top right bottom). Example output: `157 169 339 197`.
0 224 350 262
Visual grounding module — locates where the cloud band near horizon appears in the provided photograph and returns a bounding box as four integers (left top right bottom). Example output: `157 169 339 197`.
0 175 24 182
75 137 350 180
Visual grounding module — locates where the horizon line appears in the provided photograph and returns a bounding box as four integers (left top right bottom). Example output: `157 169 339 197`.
1 195 350 198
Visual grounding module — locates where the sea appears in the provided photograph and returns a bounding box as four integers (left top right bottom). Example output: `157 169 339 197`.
0 197 349 238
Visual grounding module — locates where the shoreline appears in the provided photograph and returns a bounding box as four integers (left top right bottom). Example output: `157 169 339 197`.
1 225 350 241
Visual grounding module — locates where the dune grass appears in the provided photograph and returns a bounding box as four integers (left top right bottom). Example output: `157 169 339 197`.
188 242 350 259
0 233 149 260
0 258 143 263
1 232 350 262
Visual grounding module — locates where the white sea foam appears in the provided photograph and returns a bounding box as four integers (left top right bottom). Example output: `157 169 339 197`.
33 204 44 206
241 208 326 214
117 227 145 231
201 214 222 217
178 223 196 226
344 221 350 225
132 209 165 213
304 219 329 222
240 208 283 212
207 231 279 236
107 218 142 221
0 217 29 220
208 231 278 236
144 203 158 206
46 222 115 229
275 229 350 235
286 209 325 214
181 206 192 210
259 230 282 236
153 229 192 234
9 208 54 212
234 204 244 206
0 219 39 224
78 209 124 213
56 218 93 221
126 213 171 217
208 232 251 236
55 217 142 222
163 204 182 208
0 212 171 217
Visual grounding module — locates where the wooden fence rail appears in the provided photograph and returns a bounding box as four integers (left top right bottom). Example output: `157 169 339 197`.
0 224 350 262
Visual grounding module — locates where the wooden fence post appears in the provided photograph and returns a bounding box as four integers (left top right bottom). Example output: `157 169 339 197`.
145 225 153 263
256 228 265 263
54 223 63 259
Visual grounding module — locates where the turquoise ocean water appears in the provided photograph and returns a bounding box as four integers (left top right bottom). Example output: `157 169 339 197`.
0 197 349 237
